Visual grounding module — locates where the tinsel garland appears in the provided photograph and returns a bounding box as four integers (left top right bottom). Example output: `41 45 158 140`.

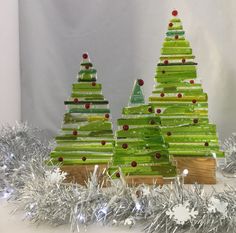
0 123 236 233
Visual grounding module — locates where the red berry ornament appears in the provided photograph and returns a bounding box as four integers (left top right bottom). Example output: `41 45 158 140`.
82 156 86 161
123 125 129 131
82 53 88 59
58 157 63 162
116 172 120 178
172 10 178 17
73 98 79 104
167 132 172 136
85 103 90 109
101 140 106 146
193 118 198 124
131 161 137 167
177 93 182 98
190 80 194 84
192 99 197 104
138 79 144 86
164 60 169 65
155 152 161 159
156 109 161 114
175 35 179 40
73 130 78 136
205 142 209 147
105 113 110 119
92 82 96 86
182 58 186 63
122 143 128 149
148 107 153 113
85 65 90 69
160 93 165 97
169 22 173 27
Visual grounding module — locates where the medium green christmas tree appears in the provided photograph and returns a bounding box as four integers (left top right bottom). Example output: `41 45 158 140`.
51 53 114 165
149 10 224 158
109 79 176 179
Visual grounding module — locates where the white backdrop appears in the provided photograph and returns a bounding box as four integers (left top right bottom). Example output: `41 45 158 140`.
19 0 236 140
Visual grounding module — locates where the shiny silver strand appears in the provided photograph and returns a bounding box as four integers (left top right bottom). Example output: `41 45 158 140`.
0 123 236 233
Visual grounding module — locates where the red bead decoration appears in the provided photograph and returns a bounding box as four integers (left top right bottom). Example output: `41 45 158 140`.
177 93 182 98
82 156 87 161
131 161 137 167
164 60 169 65
156 109 162 114
73 98 79 104
172 10 178 17
169 22 173 27
204 142 209 147
72 130 78 136
148 107 153 113
116 172 120 178
101 140 106 146
155 152 161 159
85 65 90 69
167 132 172 136
105 113 110 119
160 93 165 97
138 79 144 86
82 53 88 59
85 103 90 109
192 99 197 104
190 80 195 84
123 125 129 131
92 82 96 86
122 143 128 149
182 58 186 63
193 118 198 124
175 35 179 40
58 157 63 162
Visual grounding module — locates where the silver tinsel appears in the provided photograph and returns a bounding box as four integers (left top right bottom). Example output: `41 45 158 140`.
1 123 236 233
222 133 236 174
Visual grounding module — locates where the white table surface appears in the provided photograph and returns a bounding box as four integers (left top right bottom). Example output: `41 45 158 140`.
0 171 235 233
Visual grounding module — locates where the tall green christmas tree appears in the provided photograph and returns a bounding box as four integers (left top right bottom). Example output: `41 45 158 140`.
149 10 224 159
51 53 114 166
110 79 176 180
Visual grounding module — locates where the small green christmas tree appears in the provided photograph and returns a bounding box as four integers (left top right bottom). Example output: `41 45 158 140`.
110 79 176 180
149 10 224 159
51 53 114 166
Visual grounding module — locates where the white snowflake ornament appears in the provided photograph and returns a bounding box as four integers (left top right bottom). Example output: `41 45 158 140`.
208 197 228 218
166 201 198 225
45 168 67 184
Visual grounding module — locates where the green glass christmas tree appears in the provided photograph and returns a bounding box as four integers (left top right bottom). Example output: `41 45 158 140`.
110 79 176 182
50 53 114 167
149 10 224 162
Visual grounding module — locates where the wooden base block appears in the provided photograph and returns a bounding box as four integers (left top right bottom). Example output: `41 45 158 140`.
174 157 216 184
124 175 174 186
61 164 108 185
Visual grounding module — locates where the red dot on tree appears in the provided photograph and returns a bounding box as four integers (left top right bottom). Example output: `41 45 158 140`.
190 80 194 84
82 53 88 59
169 22 173 27
138 79 144 86
85 65 90 69
193 118 198 124
58 157 63 162
204 142 209 147
164 60 169 65
92 82 96 86
148 107 153 113
156 109 162 114
167 132 172 136
122 143 128 149
160 93 165 97
116 172 120 178
155 152 161 159
131 161 137 167
172 10 178 17
73 98 79 104
82 156 87 161
182 58 186 64
85 103 90 109
192 99 197 104
175 35 179 40
73 130 78 136
105 113 110 119
123 125 129 131
101 140 106 146
177 93 182 98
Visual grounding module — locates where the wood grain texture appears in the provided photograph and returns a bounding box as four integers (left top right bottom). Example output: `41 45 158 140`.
174 157 216 184
61 164 108 185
